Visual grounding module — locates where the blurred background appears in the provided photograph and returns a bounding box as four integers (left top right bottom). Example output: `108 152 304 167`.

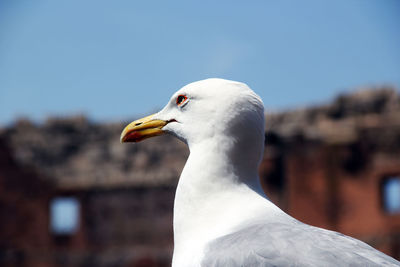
0 0 399 266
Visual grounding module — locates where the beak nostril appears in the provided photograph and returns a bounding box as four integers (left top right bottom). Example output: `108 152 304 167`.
135 122 142 126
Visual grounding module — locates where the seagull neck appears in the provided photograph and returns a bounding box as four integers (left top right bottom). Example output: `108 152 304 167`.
186 136 265 191
172 137 268 264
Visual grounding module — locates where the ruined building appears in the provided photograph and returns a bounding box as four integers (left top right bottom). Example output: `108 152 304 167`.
0 87 399 266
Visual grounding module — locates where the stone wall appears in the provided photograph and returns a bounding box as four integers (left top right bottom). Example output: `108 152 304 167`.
0 87 399 266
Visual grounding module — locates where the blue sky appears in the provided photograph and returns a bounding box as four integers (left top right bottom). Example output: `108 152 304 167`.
0 0 399 125
50 197 80 234
384 177 400 214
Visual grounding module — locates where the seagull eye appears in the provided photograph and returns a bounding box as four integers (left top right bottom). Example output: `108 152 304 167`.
176 95 188 106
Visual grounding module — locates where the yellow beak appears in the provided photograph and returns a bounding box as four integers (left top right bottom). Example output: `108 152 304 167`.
120 114 168 143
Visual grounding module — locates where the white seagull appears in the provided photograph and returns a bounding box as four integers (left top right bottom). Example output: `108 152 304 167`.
121 78 400 267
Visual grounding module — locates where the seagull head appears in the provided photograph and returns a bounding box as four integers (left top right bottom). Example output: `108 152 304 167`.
121 78 265 156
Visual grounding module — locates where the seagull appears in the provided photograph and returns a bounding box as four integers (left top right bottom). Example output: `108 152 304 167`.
120 78 400 267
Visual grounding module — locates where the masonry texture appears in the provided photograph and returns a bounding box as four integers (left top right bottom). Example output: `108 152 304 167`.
0 87 399 266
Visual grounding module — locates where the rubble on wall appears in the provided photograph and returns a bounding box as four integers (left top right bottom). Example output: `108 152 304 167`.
267 87 400 148
0 87 399 190
1 116 188 189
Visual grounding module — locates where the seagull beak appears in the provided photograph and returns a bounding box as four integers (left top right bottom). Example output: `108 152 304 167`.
120 114 168 143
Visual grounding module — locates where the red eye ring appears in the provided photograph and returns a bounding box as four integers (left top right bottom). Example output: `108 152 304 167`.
176 94 188 106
